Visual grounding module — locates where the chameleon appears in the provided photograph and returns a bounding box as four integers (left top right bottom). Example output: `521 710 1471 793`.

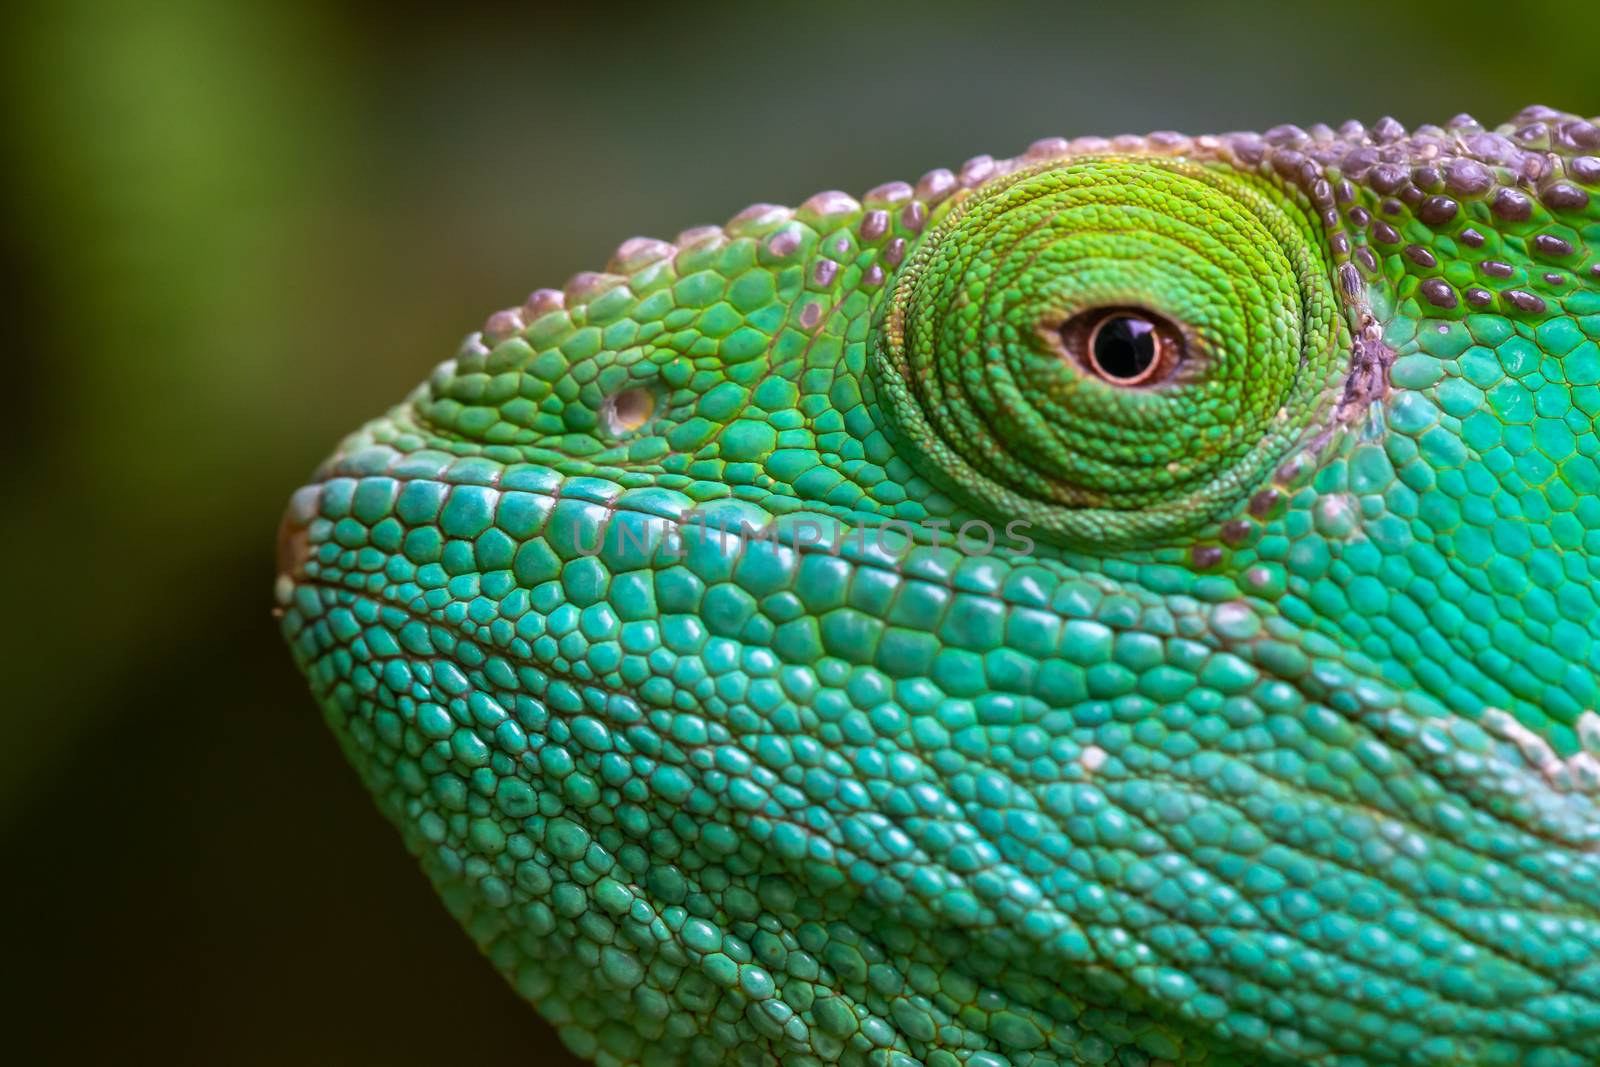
278 105 1600 1066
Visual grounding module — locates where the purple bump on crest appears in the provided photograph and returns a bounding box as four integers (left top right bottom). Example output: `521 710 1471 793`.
1355 248 1379 274
1571 156 1600 184
1544 272 1567 287
1346 205 1371 226
1403 244 1438 269
864 181 913 205
1420 279 1459 309
1372 116 1406 143
1444 159 1493 197
1226 134 1266 166
1381 197 1404 217
1309 143 1344 168
1505 289 1547 314
1464 287 1493 307
863 263 885 288
1264 124 1308 147
1560 121 1600 150
728 203 791 229
483 308 525 342
1220 520 1253 546
1335 179 1356 204
1372 221 1401 245
799 190 862 219
959 155 996 187
916 168 958 202
522 288 565 319
1459 227 1485 248
900 202 928 233
799 302 823 329
859 210 889 241
1026 137 1070 160
676 225 724 250
609 237 675 272
1542 182 1591 210
1481 260 1514 279
616 237 671 260
1515 122 1550 147
1533 234 1576 258
1491 188 1533 221
1411 164 1442 191
1340 146 1379 178
1465 132 1514 165
1310 179 1334 208
564 271 624 304
812 259 838 287
1330 232 1350 257
1191 545 1223 569
1446 113 1481 131
1369 163 1408 194
883 238 907 268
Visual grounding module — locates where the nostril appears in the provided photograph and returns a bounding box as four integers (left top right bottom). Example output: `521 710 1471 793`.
603 386 656 436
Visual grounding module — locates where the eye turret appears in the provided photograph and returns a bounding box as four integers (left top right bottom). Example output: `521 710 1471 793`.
874 156 1345 545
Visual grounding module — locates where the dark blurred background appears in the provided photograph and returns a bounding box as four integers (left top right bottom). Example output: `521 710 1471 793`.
5 1 1596 1062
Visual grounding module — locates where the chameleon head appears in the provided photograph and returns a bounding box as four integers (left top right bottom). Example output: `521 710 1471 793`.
280 107 1600 1065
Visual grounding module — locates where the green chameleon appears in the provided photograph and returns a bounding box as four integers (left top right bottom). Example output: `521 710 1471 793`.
279 105 1600 1066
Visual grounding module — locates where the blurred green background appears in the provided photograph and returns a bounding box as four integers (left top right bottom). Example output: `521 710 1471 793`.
5 0 1595 1061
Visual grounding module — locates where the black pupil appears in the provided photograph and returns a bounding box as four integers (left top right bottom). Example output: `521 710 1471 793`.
1093 315 1157 380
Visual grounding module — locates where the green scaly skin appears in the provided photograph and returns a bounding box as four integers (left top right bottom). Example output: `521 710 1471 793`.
279 106 1600 1066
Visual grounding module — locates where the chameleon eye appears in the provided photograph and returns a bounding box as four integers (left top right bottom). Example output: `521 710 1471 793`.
1061 308 1183 386
602 386 655 436
875 156 1345 545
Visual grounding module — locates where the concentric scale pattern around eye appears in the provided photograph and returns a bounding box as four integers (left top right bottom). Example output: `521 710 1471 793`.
280 106 1600 1067
875 157 1345 544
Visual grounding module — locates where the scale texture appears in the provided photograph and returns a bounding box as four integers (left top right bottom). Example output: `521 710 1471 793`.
279 106 1600 1066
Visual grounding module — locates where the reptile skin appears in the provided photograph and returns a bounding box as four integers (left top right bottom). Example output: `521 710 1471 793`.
279 106 1600 1066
